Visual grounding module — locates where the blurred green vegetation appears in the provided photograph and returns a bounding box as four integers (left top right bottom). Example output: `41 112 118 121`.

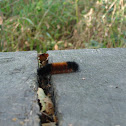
0 0 126 52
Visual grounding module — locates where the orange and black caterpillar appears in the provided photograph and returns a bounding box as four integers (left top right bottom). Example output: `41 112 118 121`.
37 61 79 77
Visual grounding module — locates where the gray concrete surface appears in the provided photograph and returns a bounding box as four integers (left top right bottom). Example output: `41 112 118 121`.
0 51 40 126
48 48 126 126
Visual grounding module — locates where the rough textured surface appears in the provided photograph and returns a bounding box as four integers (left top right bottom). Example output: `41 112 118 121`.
0 51 40 126
48 48 126 126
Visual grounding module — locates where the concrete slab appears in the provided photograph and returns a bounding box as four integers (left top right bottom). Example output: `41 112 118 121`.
0 51 40 126
48 48 126 126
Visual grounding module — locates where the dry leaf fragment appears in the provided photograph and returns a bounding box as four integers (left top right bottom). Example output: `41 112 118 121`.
57 25 60 29
54 44 58 50
37 88 46 112
12 118 17 121
37 88 54 115
53 115 58 123
0 16 3 25
42 122 56 126
44 97 54 115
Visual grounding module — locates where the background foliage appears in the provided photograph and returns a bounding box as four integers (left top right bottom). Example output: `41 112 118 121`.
0 0 126 52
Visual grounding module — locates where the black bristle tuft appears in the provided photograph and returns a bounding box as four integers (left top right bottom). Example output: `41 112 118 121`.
67 61 79 72
37 64 52 76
